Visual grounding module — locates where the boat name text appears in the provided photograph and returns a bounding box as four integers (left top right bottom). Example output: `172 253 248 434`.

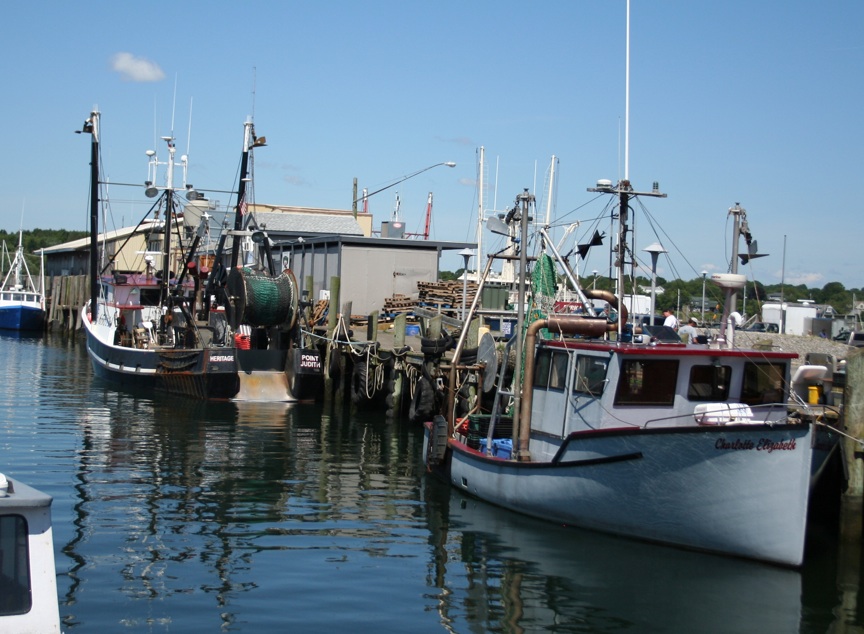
299 353 322 370
715 438 797 453
210 355 235 362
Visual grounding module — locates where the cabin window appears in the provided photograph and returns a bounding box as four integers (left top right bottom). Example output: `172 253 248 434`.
615 359 679 405
533 349 569 391
139 289 161 306
533 349 552 388
687 364 732 401
1 293 9 301
573 356 609 397
741 362 786 405
0 515 32 615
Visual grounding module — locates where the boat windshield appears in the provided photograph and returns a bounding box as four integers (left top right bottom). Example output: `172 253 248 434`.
0 514 32 615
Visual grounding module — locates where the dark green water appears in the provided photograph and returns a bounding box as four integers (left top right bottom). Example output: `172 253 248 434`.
0 332 859 632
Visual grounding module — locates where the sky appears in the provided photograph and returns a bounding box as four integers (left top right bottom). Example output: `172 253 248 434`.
1 1 861 289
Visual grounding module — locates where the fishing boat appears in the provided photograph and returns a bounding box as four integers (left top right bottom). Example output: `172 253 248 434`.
425 187 829 566
0 230 45 331
79 110 322 401
422 5 830 567
0 472 61 633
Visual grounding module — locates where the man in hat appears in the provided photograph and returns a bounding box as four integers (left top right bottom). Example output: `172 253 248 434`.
678 317 700 343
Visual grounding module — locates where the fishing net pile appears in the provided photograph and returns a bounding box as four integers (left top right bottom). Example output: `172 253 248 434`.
227 268 298 329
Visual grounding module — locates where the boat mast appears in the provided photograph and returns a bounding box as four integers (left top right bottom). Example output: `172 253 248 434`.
586 0 665 337
513 188 533 461
159 136 177 307
80 110 100 324
230 118 256 270
544 156 557 226
477 146 484 269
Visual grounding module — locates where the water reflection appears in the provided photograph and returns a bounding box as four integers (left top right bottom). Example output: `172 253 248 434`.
425 480 811 633
1 332 862 631
58 391 429 630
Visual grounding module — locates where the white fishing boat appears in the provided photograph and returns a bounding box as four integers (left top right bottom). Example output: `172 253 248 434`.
425 189 825 566
78 110 322 401
0 472 61 633
422 3 830 567
0 230 45 331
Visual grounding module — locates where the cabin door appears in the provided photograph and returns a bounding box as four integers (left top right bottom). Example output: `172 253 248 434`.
562 354 609 433
531 348 575 438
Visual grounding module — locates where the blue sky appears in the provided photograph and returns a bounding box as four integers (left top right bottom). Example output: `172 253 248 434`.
1 1 861 288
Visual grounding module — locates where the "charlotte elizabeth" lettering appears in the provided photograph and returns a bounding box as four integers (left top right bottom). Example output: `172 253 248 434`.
715 438 797 453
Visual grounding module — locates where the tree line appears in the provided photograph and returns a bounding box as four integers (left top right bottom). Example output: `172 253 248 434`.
441 269 862 316
0 229 89 277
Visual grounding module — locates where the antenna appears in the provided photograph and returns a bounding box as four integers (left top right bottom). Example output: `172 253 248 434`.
170 73 178 139
251 66 257 120
624 0 630 181
186 97 193 157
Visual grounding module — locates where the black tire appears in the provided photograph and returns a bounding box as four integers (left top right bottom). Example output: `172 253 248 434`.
459 346 478 364
408 377 436 423
351 361 369 404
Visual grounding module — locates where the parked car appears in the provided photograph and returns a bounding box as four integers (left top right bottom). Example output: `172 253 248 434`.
848 331 864 348
745 322 779 333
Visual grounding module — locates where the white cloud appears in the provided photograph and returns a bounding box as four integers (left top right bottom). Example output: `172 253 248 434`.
783 271 824 286
111 52 165 82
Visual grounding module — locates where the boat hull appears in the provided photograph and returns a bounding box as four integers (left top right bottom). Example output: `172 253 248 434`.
83 312 241 400
0 305 44 331
426 422 814 566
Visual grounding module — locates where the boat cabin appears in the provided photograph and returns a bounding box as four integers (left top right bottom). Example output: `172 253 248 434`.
0 291 41 305
528 339 795 461
0 474 61 633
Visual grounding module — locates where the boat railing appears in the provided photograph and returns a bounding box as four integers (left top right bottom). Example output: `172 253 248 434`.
641 402 793 428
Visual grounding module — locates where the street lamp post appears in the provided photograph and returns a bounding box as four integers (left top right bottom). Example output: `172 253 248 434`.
353 161 456 209
643 242 667 324
592 269 598 291
701 270 707 324
459 248 475 321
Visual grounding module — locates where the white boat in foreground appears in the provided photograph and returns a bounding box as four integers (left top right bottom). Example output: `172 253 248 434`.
0 472 61 633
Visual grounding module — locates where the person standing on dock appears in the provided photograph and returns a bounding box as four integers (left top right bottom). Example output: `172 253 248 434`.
663 307 679 331
678 317 699 342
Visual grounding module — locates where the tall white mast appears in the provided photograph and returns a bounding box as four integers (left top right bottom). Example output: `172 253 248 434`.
477 146 485 274
545 155 557 226
624 0 631 181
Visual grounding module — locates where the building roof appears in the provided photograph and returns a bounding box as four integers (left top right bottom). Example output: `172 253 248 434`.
248 211 363 236
36 221 163 254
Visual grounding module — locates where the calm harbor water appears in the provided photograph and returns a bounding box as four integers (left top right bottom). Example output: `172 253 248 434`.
1 331 861 632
